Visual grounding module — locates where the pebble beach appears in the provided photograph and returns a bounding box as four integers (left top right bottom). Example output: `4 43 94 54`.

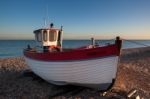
0 47 150 99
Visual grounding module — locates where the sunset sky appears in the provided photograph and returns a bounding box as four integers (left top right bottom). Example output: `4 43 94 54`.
0 0 150 40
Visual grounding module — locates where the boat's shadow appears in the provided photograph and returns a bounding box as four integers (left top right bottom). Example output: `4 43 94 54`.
21 70 87 97
49 85 86 98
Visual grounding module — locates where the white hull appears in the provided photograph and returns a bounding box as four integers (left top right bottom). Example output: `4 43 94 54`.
25 56 119 89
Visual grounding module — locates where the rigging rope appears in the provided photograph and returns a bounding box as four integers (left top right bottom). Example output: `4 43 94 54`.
121 38 150 47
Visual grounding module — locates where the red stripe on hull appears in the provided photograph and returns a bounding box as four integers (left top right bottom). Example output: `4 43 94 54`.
24 44 120 61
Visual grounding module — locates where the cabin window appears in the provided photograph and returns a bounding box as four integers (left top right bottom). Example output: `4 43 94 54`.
43 30 47 41
49 31 57 41
37 33 42 42
57 31 61 46
58 31 61 41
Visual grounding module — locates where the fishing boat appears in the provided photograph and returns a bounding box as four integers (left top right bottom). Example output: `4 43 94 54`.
24 23 122 90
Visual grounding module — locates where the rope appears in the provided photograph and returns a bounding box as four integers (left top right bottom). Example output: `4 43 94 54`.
106 37 150 47
121 38 150 47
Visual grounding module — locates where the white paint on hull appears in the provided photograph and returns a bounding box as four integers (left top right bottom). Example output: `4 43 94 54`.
25 56 118 88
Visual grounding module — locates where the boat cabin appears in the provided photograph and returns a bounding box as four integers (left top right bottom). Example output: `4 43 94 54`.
34 23 63 52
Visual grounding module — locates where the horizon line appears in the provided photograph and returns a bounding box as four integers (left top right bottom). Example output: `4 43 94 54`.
0 38 150 40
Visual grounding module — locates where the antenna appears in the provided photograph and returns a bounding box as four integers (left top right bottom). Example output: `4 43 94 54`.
46 3 49 26
43 0 49 28
44 18 47 28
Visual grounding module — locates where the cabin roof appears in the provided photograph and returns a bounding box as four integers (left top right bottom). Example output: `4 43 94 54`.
34 28 61 34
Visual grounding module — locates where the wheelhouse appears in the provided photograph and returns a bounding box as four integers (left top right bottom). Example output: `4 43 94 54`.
34 24 63 52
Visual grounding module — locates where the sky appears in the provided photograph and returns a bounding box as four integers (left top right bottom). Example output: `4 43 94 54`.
0 0 150 40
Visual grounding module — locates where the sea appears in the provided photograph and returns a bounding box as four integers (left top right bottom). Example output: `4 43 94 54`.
0 40 150 58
